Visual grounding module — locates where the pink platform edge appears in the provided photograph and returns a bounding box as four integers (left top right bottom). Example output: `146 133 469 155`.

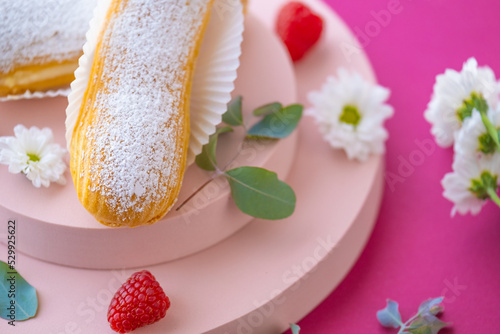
0 0 384 332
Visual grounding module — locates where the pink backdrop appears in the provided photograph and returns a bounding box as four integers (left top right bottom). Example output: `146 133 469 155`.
292 0 500 333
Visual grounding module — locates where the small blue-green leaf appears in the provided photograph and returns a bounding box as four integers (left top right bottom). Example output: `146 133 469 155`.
247 104 303 139
195 126 233 171
222 96 243 126
0 261 38 321
290 323 301 334
377 299 403 328
418 297 444 316
407 314 450 334
225 167 296 220
407 323 433 334
253 102 283 116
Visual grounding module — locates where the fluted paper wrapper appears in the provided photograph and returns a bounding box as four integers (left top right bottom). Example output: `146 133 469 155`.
188 1 244 164
0 88 71 101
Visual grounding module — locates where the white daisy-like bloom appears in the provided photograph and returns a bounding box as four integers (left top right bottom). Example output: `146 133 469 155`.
424 57 500 148
0 125 67 188
307 68 394 162
442 152 500 216
454 106 500 159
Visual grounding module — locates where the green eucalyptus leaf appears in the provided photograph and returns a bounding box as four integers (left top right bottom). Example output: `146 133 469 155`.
195 126 233 171
407 315 449 334
418 297 444 316
247 104 303 139
407 324 433 334
225 167 296 220
290 323 301 334
0 261 38 321
376 299 403 328
253 102 283 116
222 96 244 126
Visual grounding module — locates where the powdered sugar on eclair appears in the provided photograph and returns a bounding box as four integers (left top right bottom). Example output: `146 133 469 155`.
0 0 97 73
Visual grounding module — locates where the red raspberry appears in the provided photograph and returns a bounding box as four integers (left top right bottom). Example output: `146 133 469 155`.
107 270 170 333
276 1 324 62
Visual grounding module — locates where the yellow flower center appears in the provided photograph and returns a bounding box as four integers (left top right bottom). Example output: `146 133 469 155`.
27 153 40 162
339 105 361 126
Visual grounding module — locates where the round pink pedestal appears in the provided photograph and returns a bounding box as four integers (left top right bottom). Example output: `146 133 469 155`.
0 0 383 332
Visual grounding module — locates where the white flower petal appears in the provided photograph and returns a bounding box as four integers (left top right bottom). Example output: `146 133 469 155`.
425 57 499 148
442 151 500 216
307 68 393 162
0 125 67 188
454 106 500 164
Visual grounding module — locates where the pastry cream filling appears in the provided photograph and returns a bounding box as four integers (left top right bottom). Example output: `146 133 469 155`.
0 60 78 96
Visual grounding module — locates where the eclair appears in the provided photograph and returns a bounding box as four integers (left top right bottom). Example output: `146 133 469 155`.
66 0 220 227
0 0 97 97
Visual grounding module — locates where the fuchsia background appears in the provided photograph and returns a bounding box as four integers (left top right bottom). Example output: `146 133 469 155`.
294 0 500 333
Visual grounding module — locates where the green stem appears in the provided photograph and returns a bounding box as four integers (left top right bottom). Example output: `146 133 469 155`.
486 187 500 208
175 170 224 211
397 313 419 334
397 326 409 334
220 141 244 172
479 109 500 153
178 131 250 211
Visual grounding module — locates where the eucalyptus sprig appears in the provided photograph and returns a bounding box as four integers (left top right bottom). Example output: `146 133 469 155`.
288 298 450 334
177 96 303 220
377 297 450 334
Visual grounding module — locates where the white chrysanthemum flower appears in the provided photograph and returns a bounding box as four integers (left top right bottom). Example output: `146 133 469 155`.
0 125 67 187
307 68 394 162
454 106 500 159
442 152 500 216
424 57 500 148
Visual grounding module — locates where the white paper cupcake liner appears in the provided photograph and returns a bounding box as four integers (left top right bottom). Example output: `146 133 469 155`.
188 0 244 165
65 0 244 161
0 88 71 102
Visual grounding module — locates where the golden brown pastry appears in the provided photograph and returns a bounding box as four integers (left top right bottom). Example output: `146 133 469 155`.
66 0 216 227
0 0 97 97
